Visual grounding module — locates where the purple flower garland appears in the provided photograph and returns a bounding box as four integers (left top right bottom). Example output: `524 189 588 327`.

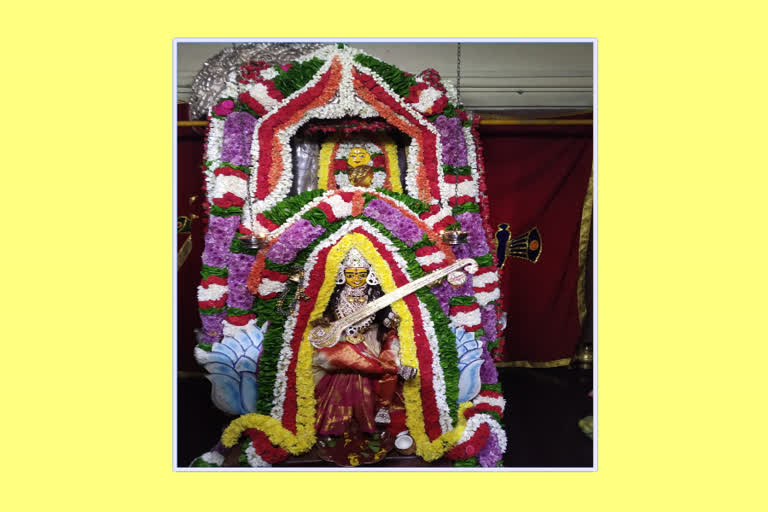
221 112 256 167
266 219 325 264
201 312 227 344
431 275 474 317
435 115 468 167
202 215 241 268
363 199 424 246
477 429 503 467
479 305 500 383
200 111 257 340
227 253 257 310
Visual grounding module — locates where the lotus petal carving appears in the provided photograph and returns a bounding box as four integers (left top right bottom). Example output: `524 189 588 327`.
194 321 267 415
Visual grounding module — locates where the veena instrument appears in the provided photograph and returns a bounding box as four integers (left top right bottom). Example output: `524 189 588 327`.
308 258 478 348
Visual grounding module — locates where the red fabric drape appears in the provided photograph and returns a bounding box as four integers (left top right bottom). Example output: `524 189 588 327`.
177 104 206 371
481 124 592 364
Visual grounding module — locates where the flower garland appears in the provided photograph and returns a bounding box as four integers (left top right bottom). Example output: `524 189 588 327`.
316 139 337 190
444 412 507 466
246 428 289 464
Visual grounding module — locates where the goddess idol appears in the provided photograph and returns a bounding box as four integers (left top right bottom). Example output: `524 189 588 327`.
311 247 417 465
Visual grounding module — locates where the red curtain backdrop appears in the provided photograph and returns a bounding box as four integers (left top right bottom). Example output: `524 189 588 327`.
481 124 592 364
177 104 206 371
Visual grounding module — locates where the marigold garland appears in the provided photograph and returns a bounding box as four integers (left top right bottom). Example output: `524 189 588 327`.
316 139 336 190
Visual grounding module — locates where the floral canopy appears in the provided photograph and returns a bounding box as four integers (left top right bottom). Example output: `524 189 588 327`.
192 44 507 468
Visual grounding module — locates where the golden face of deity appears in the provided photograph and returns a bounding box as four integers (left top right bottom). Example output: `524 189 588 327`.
344 267 369 288
346 147 371 168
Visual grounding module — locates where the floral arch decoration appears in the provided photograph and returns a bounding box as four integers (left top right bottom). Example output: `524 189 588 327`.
193 44 507 468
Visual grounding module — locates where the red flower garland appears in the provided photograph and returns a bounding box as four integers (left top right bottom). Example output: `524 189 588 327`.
445 422 490 460
246 428 290 464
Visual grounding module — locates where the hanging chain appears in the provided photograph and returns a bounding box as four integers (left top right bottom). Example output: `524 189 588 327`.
456 42 462 107
453 42 462 206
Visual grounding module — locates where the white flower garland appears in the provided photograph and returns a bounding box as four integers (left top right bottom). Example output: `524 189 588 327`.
245 82 281 111
203 116 226 202
473 394 506 411
472 271 499 288
455 180 479 199
412 85 445 114
245 444 272 467
415 251 447 268
451 310 482 328
200 451 225 466
324 192 353 219
197 283 227 302
260 67 279 81
416 300 453 434
211 173 248 202
421 206 453 229
442 79 459 105
257 278 287 298
335 140 382 157
475 289 501 307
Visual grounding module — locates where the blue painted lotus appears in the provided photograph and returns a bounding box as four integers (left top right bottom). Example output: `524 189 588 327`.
194 321 267 416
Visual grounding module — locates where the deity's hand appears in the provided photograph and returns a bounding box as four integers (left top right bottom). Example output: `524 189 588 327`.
398 365 418 381
310 317 332 328
383 311 401 329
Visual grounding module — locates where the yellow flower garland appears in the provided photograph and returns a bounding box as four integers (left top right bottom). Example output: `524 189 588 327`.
316 139 337 190
222 231 469 461
382 137 403 193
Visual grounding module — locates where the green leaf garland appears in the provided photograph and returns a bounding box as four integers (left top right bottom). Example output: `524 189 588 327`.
272 58 325 97
210 205 243 217
452 202 480 215
449 296 477 307
201 264 228 279
353 54 417 97
262 189 325 225
373 187 430 214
